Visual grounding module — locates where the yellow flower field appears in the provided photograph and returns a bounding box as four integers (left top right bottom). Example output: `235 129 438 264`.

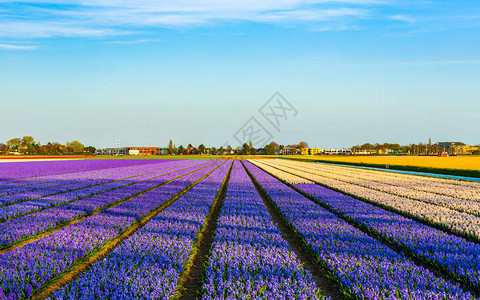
286 155 480 171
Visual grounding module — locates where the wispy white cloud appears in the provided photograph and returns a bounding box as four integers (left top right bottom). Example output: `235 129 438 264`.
389 14 415 23
4 0 477 40
0 43 37 50
0 0 379 38
236 8 367 23
293 58 480 66
39 3 369 26
0 0 384 11
0 21 130 38
105 38 161 44
310 24 363 31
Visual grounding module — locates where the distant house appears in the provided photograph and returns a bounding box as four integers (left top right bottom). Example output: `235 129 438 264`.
96 147 167 156
300 148 323 155
323 149 352 155
435 142 465 151
385 148 397 155
124 147 167 155
280 146 294 155
435 142 468 154
95 148 124 155
453 145 479 155
256 148 266 155
187 146 197 155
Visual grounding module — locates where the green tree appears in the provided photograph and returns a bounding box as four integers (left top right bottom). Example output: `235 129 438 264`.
264 144 276 155
351 145 360 154
20 137 38 154
0 143 9 155
28 143 40 155
85 146 96 154
6 138 20 151
270 141 280 150
168 139 174 154
361 143 373 151
242 143 250 155
69 140 84 153
42 142 59 155
298 141 309 149
21 136 35 147
198 144 206 154
177 145 185 155
53 142 64 154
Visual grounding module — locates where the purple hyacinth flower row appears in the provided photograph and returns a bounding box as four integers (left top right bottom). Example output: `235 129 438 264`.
0 164 140 198
295 182 480 292
0 159 167 180
0 160 187 200
0 159 200 219
0 160 164 192
0 160 222 299
0 160 210 249
244 161 474 300
49 161 231 299
202 161 320 300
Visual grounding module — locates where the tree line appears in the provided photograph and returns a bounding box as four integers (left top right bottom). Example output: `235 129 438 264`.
166 140 308 156
350 142 457 155
4 136 465 156
0 136 306 156
0 136 95 155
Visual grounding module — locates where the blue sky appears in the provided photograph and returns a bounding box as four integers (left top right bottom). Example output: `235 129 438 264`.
1 0 479 148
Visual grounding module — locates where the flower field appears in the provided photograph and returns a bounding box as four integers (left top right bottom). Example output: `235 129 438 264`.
1 158 479 299
286 156 480 172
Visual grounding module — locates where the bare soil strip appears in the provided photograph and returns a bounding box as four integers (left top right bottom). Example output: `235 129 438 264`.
241 161 345 300
0 161 216 255
173 160 233 300
255 161 480 298
32 160 227 300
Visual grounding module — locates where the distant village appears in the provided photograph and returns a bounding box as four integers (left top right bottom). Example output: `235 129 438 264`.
1 136 478 156
95 141 480 156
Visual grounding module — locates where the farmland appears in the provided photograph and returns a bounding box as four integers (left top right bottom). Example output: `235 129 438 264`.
1 158 480 299
285 155 480 175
